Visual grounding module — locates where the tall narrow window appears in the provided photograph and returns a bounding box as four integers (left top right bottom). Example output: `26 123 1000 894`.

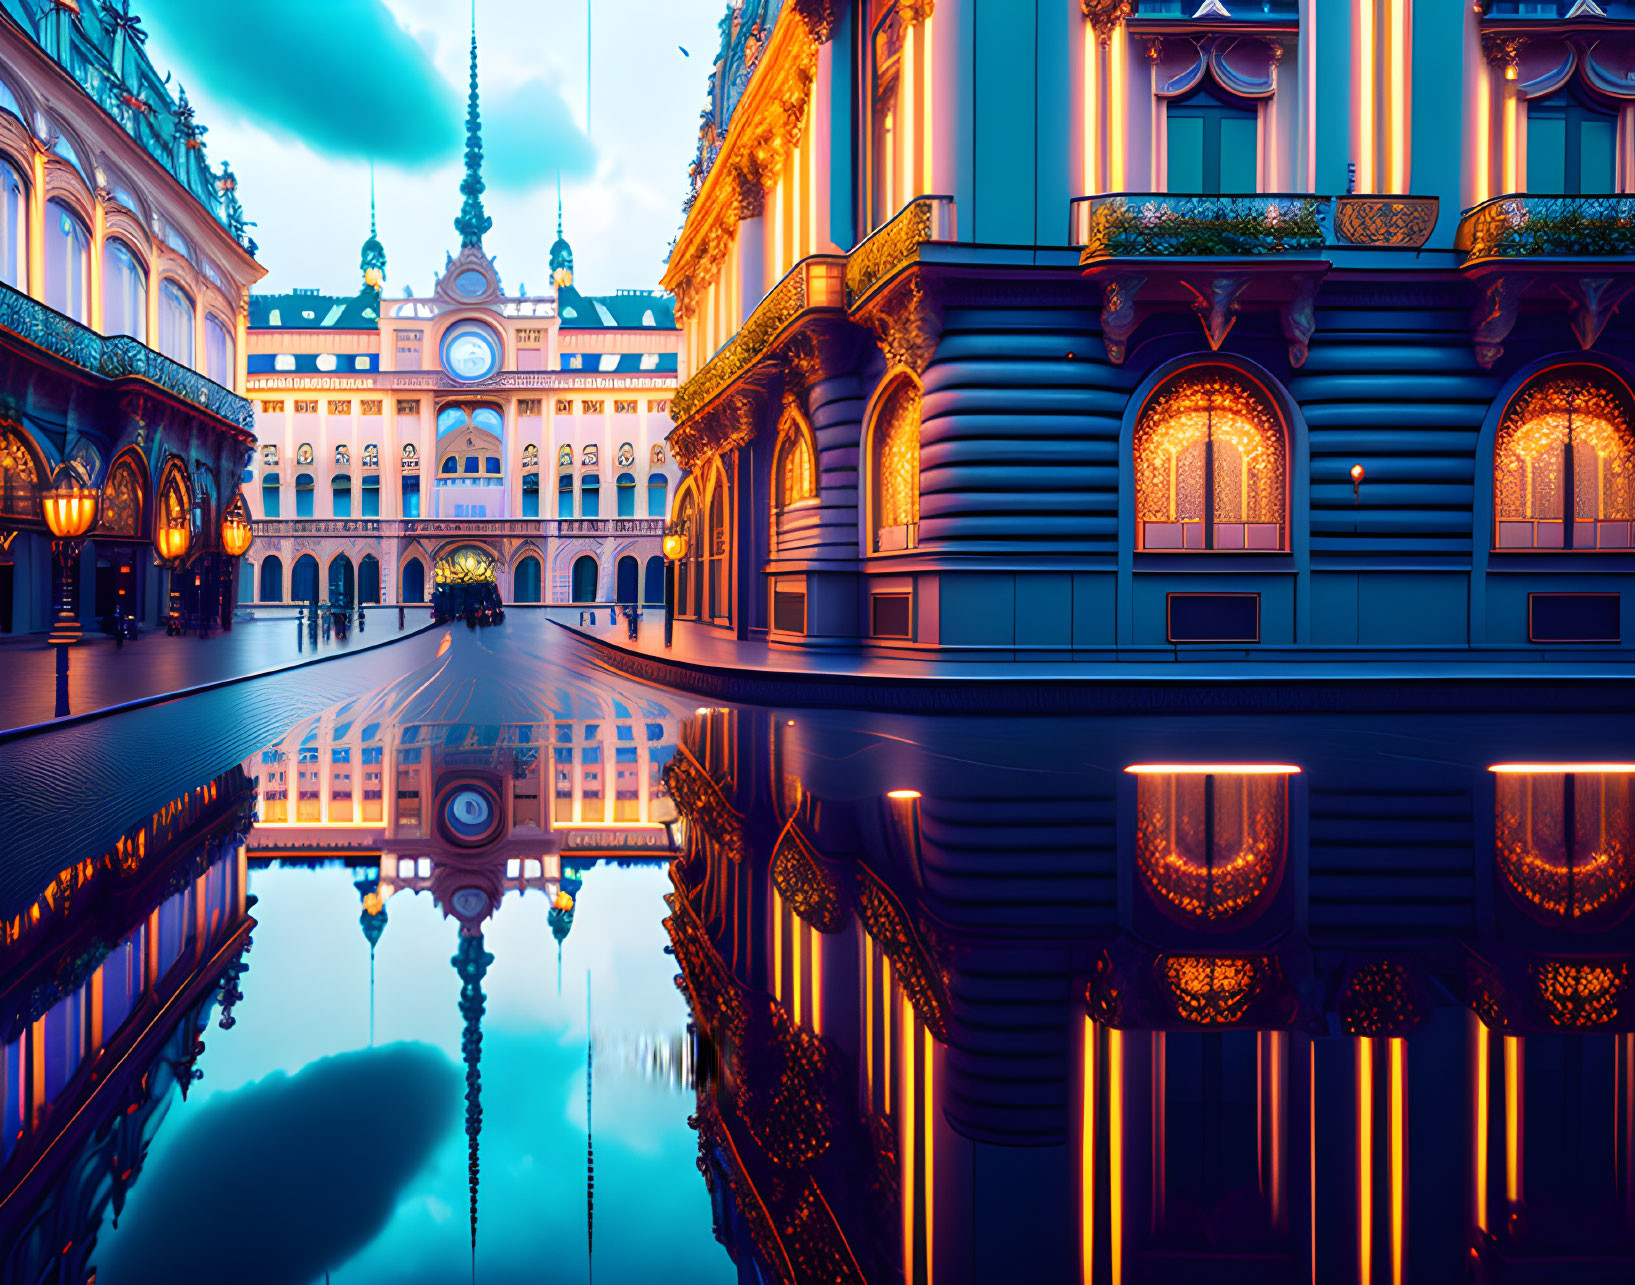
1494 372 1635 550
675 491 698 618
44 200 89 323
1134 370 1287 551
868 2 905 229
775 422 816 511
871 379 921 552
616 472 636 517
158 280 195 367
648 473 668 518
103 239 146 341
0 162 24 289
205 314 234 387
707 471 729 621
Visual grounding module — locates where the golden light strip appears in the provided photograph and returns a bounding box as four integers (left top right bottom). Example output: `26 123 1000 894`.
865 936 875 1105
902 19 917 211
902 995 916 1285
792 902 804 1027
1125 764 1302 775
1109 25 1126 190
1473 1016 1490 1233
1473 58 1492 204
1083 19 1100 195
810 923 823 1037
1489 763 1635 774
924 1021 935 1285
1270 1030 1286 1229
1387 0 1409 195
773 887 783 1005
883 955 894 1115
1502 67 1519 194
1389 1038 1407 1285
1082 1016 1096 1285
1110 1026 1125 1285
1357 1037 1374 1285
921 11 935 200
1356 0 1376 194
1504 1035 1523 1209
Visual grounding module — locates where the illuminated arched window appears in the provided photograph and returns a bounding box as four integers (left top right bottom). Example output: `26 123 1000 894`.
1494 372 1635 550
774 418 816 511
870 378 921 552
1134 370 1287 551
1494 767 1633 929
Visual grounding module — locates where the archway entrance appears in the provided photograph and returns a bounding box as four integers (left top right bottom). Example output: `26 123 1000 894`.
329 554 355 608
571 554 599 603
433 544 501 619
291 554 319 604
616 555 638 605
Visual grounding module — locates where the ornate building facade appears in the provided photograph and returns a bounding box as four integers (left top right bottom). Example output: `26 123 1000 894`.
0 0 261 636
660 0 1635 660
239 25 680 611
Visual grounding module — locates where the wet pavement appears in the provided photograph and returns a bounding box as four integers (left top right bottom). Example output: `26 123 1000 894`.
2 619 1633 1283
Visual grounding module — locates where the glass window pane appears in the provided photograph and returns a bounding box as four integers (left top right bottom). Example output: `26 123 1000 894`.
0 163 24 290
103 239 146 341
1579 119 1616 194
159 280 195 366
44 200 89 322
1217 117 1259 194
1527 115 1566 193
1167 116 1206 193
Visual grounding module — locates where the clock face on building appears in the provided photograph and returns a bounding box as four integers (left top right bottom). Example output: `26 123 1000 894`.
441 324 500 382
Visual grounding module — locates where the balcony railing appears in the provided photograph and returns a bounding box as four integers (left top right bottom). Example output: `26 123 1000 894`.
1455 194 1635 263
0 281 255 433
252 518 664 538
845 195 958 306
671 255 846 425
1075 194 1329 260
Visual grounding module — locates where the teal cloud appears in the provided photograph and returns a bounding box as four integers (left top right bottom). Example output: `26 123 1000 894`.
485 78 597 190
141 0 459 165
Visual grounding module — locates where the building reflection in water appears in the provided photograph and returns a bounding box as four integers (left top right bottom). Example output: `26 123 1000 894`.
663 706 1635 1285
0 768 254 1281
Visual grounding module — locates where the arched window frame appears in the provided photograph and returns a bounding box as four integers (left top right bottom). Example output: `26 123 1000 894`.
102 236 148 342
865 374 923 555
705 460 731 622
0 154 26 291
1131 366 1289 553
674 483 700 620
1492 366 1635 552
43 197 90 323
772 411 818 514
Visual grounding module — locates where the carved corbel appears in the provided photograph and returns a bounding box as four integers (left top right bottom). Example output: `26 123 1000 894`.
1471 274 1525 370
1282 275 1320 368
734 164 766 220
1081 0 1130 43
1101 272 1146 365
898 0 935 24
1554 276 1635 352
1481 33 1528 73
780 323 860 411
861 273 942 376
790 0 841 43
1181 275 1252 351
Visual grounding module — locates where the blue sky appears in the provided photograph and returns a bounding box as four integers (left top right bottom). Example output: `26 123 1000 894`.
140 0 727 297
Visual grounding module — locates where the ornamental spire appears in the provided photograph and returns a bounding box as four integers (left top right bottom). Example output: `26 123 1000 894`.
455 1 492 250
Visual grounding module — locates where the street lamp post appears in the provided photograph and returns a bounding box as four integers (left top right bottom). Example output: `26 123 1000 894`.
153 485 193 637
41 464 101 719
42 464 101 647
219 495 254 633
661 528 685 651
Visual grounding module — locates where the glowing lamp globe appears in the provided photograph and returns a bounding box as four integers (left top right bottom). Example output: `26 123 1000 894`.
662 533 686 561
155 506 192 564
552 890 574 912
220 507 253 558
1350 464 1365 484
42 465 99 541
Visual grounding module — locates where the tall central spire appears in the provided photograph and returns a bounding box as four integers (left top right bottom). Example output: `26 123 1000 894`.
455 2 491 250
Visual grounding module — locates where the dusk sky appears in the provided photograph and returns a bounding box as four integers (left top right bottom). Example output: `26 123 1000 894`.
138 0 728 297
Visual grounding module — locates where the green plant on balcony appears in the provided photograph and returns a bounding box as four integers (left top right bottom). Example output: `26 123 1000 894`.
1086 196 1325 258
1459 196 1635 261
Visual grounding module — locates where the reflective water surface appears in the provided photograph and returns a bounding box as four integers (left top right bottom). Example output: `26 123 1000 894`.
1 626 1633 1284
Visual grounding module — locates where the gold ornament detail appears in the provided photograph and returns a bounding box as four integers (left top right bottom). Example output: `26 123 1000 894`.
855 865 949 1041
1533 959 1628 1029
770 821 845 930
1161 954 1274 1026
1333 196 1440 248
663 744 747 863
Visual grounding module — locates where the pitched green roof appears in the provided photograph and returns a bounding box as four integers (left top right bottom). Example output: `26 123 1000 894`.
557 287 674 329
250 291 380 330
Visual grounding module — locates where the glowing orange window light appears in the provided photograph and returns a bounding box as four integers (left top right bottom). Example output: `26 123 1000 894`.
1489 764 1635 774
887 789 922 799
1126 764 1301 775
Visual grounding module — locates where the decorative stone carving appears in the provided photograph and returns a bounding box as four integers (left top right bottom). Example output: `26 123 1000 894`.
1471 274 1524 370
1081 0 1131 41
1555 275 1635 352
1182 274 1252 351
1101 273 1146 365
1282 275 1320 368
859 273 941 376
